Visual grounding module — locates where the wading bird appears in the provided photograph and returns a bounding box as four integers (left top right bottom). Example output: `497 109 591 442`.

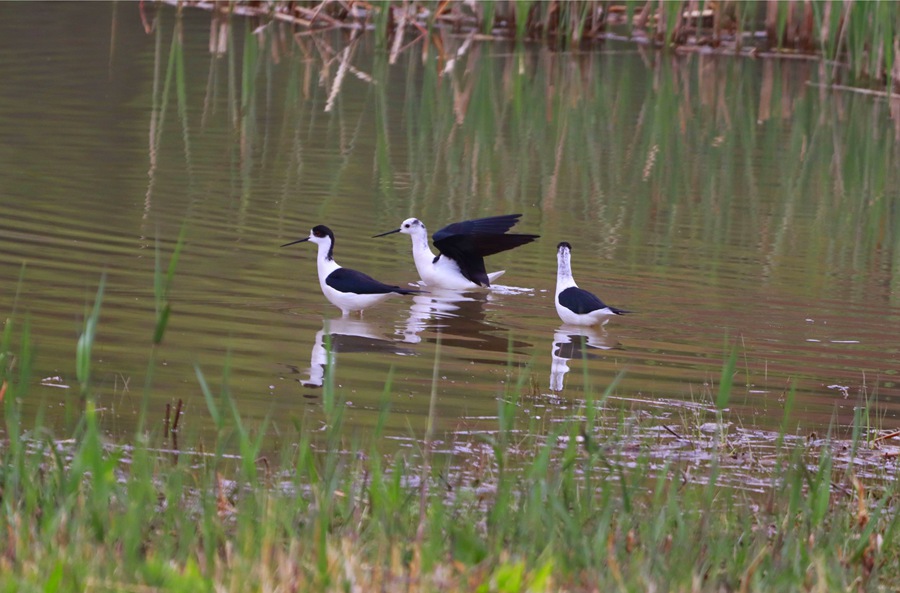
373 214 539 289
554 241 628 326
282 225 422 317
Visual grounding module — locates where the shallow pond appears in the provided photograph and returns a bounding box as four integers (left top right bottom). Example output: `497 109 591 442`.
1 3 899 445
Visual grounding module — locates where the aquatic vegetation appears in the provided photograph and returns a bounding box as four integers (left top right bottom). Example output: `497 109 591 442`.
2 286 900 591
166 0 900 92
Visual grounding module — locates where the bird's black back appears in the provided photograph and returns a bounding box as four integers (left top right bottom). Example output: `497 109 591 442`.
326 268 423 295
558 286 628 315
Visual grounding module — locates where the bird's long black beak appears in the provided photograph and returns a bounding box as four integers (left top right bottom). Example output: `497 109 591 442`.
372 228 401 238
281 237 310 247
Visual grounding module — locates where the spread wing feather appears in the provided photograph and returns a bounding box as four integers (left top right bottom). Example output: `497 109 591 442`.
431 214 539 286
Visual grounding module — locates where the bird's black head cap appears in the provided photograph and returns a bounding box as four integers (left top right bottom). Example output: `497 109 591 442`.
557 241 572 251
311 225 333 239
312 225 335 259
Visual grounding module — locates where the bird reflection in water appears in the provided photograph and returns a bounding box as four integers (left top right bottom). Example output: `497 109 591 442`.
399 288 532 356
550 324 620 392
304 317 413 388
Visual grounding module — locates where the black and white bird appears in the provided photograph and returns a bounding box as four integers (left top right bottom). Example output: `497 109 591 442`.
282 225 422 317
555 241 628 326
373 214 539 289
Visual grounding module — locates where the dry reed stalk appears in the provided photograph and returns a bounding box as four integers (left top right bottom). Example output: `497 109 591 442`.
543 117 567 212
139 0 155 34
587 0 605 38
874 430 900 443
799 0 814 50
392 25 428 62
271 8 312 28
312 30 373 96
684 0 699 39
389 2 408 65
634 0 652 30
893 38 900 94
657 0 667 42
677 60 692 132
164 402 171 438
325 46 350 112
806 81 900 99
779 62 792 118
698 53 715 108
829 0 851 82
786 0 796 46
306 0 339 24
551 0 565 39
173 398 183 431
765 0 778 46
714 63 732 126
451 65 474 125
302 1 342 27
441 31 474 76
711 0 723 45
819 0 831 51
751 50 820 61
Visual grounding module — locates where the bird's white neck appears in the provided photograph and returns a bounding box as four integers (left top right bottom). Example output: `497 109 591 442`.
316 240 340 282
555 251 578 294
409 228 436 276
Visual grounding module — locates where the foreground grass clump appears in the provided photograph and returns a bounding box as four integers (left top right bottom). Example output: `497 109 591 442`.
2 333 900 592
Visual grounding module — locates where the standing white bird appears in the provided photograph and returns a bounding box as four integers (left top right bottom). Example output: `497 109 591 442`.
554 241 628 326
373 214 539 290
282 225 422 317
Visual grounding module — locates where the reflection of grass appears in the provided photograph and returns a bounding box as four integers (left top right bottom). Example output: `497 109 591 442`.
150 0 900 306
2 287 900 590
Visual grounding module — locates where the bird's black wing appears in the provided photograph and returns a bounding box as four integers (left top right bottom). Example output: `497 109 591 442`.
326 268 422 295
432 214 524 242
432 214 540 286
431 242 491 287
469 233 541 258
558 286 628 315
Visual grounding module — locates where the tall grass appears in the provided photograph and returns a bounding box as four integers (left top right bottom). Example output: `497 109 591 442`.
1 271 899 590
172 1 900 91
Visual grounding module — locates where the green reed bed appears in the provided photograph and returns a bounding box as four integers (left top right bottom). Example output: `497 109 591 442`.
1 284 900 592
167 0 900 93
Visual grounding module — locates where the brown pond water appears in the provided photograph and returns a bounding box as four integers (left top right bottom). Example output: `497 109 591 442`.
1 3 899 446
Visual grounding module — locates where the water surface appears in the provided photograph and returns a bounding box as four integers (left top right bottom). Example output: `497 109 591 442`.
1 3 899 444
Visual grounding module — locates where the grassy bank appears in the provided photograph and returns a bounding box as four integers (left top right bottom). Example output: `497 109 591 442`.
164 0 900 92
1 282 899 592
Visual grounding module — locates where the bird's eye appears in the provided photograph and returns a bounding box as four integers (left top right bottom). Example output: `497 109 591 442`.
404 224 410 228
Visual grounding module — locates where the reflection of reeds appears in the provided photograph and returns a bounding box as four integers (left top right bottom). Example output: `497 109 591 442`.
153 3 900 306
146 9 194 219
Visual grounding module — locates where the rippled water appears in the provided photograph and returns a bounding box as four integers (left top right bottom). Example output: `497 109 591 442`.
1 3 899 444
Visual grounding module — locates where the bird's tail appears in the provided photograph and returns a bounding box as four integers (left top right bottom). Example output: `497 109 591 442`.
487 269 506 283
